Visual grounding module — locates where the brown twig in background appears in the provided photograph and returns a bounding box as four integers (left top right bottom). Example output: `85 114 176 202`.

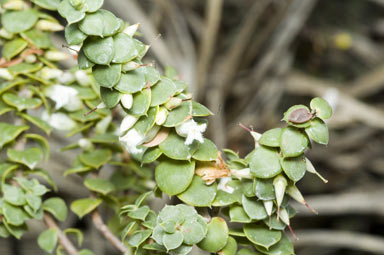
43 213 79 255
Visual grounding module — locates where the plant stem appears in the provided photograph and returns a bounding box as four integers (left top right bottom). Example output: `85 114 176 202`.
43 213 79 255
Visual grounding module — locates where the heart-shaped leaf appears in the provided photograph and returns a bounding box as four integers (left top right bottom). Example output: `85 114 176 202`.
71 198 102 218
163 101 192 127
212 180 242 206
255 235 294 255
254 178 275 201
43 197 68 222
79 149 112 169
32 0 61 10
192 101 213 117
3 202 29 226
128 229 152 248
112 33 139 63
197 217 228 253
0 123 29 148
219 236 237 255
281 155 306 182
192 138 218 161
155 159 195 196
150 77 177 106
242 196 267 220
181 218 207 245
229 206 251 223
128 88 151 116
259 128 282 147
7 147 43 170
2 38 28 60
280 127 308 157
244 224 281 249
93 64 121 88
177 175 217 207
2 9 38 33
305 118 329 145
249 146 281 178
159 130 196 160
65 23 87 45
58 0 85 24
163 231 184 251
84 178 115 195
115 68 147 93
38 228 58 253
83 37 115 65
310 97 332 120
3 184 25 206
3 93 42 111
100 87 121 108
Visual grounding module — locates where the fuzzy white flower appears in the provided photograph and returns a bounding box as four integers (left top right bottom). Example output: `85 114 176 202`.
119 114 138 135
119 128 145 154
176 119 206 145
75 70 91 86
42 111 76 131
45 84 82 111
217 177 234 194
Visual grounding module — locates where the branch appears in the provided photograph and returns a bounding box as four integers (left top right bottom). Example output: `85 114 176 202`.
43 213 79 255
91 210 129 254
294 230 384 254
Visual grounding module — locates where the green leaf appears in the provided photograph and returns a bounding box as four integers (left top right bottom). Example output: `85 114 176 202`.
58 0 85 24
310 97 332 120
25 193 42 212
229 206 251 223
20 29 51 49
83 37 115 65
93 64 121 88
150 77 177 106
212 180 242 206
244 224 281 249
249 146 281 178
3 220 27 239
112 33 139 63
3 93 42 111
178 175 217 207
163 231 184 251
21 114 52 135
192 138 218 161
7 147 43 170
169 245 193 255
24 134 50 160
78 49 95 69
3 184 25 206
128 206 150 221
3 202 29 226
161 220 177 233
64 228 84 246
142 147 162 164
143 66 160 86
79 10 120 37
83 0 104 12
255 235 294 255
155 159 195 196
0 100 13 115
32 0 61 10
280 127 308 157
115 68 146 93
281 155 306 182
78 249 94 255
181 218 206 245
197 217 228 253
64 166 93 176
9 62 42 75
128 88 151 116
2 38 28 60
65 23 87 45
100 87 121 108
242 196 267 220
71 198 102 218
0 224 10 238
84 178 115 195
259 128 282 147
163 101 192 127
43 198 68 222
2 9 38 33
128 229 152 248
254 179 275 201
0 123 29 148
219 236 238 255
305 118 329 145
159 130 196 160
38 228 58 253
192 101 213 117
158 205 185 224
79 149 112 168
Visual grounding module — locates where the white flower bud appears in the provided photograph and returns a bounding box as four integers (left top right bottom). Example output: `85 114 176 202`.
263 200 274 216
164 97 182 110
286 185 318 214
58 71 75 84
42 111 76 131
305 157 328 183
122 61 140 72
78 138 93 150
121 93 133 109
75 70 91 86
279 208 290 226
230 168 252 179
24 54 37 63
36 20 64 31
45 84 80 110
273 175 287 217
97 102 106 109
123 23 140 37
0 68 13 80
3 0 24 10
44 51 68 61
119 114 138 135
155 107 168 125
40 67 63 80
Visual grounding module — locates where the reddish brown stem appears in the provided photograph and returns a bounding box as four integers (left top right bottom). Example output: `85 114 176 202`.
91 210 128 254
43 213 79 255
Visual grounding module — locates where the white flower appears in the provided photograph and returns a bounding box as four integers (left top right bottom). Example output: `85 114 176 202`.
75 70 91 86
58 71 75 84
119 129 145 154
78 138 93 150
176 119 206 145
45 84 82 111
217 177 234 194
155 107 168 125
119 114 138 135
42 111 76 131
0 68 13 80
121 94 133 109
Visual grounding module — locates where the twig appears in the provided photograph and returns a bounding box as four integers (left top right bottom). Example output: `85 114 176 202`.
294 230 384 254
91 210 129 254
43 213 79 255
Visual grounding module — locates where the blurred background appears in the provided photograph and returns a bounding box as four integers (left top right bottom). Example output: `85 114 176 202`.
2 0 384 254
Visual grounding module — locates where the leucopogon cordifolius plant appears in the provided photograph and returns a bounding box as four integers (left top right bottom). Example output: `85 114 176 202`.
0 0 333 254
